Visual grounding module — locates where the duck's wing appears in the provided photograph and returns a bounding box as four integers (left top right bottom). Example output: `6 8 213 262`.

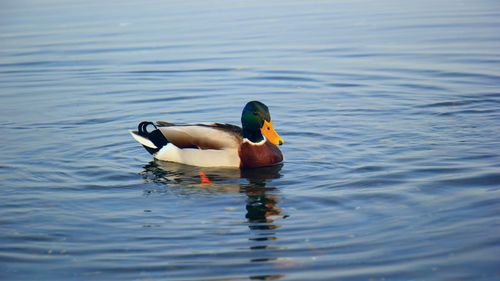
156 122 243 150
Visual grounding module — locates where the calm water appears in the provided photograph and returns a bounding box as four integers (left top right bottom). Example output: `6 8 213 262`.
1 0 500 280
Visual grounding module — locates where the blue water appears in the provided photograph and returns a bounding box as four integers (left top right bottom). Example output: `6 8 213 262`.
1 0 500 280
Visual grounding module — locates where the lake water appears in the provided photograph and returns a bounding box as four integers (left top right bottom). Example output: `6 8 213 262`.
1 0 500 280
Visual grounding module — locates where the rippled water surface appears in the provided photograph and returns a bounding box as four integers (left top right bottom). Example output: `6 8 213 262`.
1 0 500 280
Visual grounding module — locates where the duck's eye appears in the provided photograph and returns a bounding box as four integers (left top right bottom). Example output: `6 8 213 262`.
253 112 259 116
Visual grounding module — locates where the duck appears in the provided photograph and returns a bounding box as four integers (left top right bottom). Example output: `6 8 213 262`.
130 101 284 168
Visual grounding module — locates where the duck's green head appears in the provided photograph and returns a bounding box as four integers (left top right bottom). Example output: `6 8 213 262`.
241 101 284 145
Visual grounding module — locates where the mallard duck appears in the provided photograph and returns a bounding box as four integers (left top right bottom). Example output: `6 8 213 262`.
130 101 284 168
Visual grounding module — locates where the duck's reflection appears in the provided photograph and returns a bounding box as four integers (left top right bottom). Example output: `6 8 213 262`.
141 161 285 228
241 166 284 249
141 160 288 272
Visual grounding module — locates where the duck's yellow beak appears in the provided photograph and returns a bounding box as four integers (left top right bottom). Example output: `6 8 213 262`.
261 120 284 146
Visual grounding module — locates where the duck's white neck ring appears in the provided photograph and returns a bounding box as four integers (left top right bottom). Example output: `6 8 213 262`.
243 137 266 145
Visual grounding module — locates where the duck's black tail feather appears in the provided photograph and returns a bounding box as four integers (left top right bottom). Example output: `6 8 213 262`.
132 121 169 155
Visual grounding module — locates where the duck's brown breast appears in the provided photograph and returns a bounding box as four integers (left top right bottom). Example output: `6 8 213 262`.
239 141 283 168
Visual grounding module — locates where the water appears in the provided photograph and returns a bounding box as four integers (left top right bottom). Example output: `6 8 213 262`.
1 0 500 280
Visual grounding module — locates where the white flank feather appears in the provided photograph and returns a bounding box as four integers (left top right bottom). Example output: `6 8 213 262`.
154 143 240 168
